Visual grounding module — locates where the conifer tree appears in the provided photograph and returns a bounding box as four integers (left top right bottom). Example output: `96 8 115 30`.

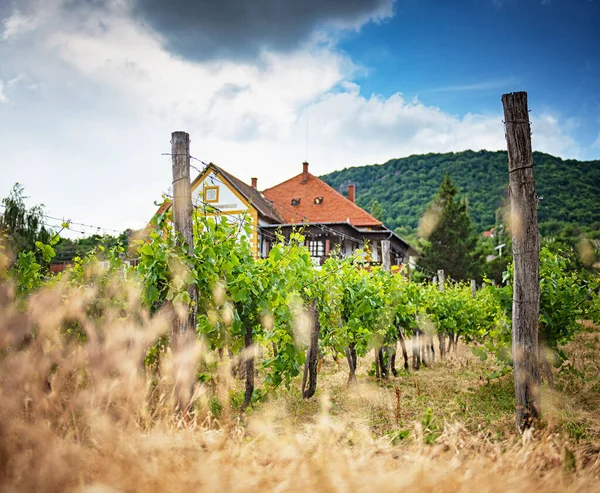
417 175 476 281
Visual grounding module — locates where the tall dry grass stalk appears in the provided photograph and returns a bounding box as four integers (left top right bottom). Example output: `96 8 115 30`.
1 269 599 492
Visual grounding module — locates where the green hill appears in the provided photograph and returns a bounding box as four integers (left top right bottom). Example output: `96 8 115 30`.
320 150 600 236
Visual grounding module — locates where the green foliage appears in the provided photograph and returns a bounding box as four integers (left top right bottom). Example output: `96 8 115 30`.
54 230 133 264
0 183 52 261
12 251 44 296
5 191 595 413
370 199 383 221
421 407 442 444
538 249 596 351
321 150 600 236
417 175 478 281
488 247 599 365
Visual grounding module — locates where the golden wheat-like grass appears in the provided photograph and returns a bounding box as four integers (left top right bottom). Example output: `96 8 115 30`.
1 271 599 493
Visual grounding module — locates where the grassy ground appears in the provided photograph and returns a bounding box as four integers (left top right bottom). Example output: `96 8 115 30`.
1 275 599 492
248 328 600 447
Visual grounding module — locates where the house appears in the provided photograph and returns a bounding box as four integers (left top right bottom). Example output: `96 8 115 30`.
159 161 416 266
188 163 285 258
261 162 415 265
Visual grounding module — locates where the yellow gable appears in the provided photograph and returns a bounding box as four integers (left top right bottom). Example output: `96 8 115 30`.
191 167 259 257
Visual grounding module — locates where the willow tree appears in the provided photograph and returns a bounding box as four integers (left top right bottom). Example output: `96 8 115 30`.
0 183 51 258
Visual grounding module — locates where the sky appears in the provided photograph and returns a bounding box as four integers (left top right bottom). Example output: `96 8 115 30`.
0 0 598 236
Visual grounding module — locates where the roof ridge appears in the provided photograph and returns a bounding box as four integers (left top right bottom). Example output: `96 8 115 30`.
264 171 382 227
210 163 284 223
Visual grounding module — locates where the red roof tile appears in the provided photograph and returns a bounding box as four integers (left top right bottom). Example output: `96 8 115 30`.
263 171 382 227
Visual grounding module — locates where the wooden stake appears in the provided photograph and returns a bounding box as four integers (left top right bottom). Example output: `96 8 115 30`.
502 91 541 432
172 131 193 250
381 240 391 273
302 300 320 399
171 131 196 342
377 239 392 379
437 269 446 359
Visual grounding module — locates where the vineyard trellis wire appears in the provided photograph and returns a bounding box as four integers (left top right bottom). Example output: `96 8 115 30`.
7 202 597 415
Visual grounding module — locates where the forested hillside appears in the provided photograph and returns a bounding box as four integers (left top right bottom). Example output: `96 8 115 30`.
320 150 600 235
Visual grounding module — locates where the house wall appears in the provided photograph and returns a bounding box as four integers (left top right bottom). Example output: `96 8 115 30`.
191 169 260 258
192 170 247 212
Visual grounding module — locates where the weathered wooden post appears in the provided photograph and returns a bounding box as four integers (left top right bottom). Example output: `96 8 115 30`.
502 92 541 432
376 240 392 379
169 131 197 414
437 269 446 359
471 279 477 298
302 300 320 399
382 240 391 272
171 131 196 342
412 329 421 370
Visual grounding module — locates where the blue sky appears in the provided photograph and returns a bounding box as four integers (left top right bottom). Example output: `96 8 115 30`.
0 0 598 234
340 0 600 153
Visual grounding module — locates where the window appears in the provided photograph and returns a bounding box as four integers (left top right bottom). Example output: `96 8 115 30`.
314 197 323 205
291 198 301 206
308 240 324 257
204 186 219 203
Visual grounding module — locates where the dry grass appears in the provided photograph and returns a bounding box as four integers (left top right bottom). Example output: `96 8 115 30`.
1 272 599 492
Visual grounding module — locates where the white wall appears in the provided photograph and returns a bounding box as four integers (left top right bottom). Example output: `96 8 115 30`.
191 170 248 212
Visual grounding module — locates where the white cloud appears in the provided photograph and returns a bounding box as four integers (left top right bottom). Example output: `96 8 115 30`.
0 0 581 236
1 8 41 41
0 80 6 103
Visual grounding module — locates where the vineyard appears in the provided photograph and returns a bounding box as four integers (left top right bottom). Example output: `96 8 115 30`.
2 203 600 491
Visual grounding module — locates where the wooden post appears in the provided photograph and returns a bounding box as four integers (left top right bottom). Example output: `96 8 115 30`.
412 329 421 370
382 240 391 272
437 269 445 292
378 239 392 379
471 279 477 298
172 131 193 251
171 131 196 341
302 300 320 399
502 91 541 432
437 269 446 359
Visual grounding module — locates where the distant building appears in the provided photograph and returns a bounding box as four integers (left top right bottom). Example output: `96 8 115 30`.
262 162 415 265
158 161 416 266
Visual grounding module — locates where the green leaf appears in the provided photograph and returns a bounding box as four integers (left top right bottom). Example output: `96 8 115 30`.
140 243 154 257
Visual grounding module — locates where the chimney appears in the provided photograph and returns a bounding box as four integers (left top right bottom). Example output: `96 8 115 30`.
301 161 309 183
348 184 356 203
251 177 258 190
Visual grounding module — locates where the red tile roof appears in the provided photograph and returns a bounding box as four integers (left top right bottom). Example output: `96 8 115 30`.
262 170 382 227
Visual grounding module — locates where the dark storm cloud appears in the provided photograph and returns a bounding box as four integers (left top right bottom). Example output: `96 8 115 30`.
1 0 394 60
131 0 394 60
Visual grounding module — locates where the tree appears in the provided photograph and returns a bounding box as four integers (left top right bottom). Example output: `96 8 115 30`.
417 175 476 281
370 199 383 221
54 229 133 263
0 183 52 258
478 208 513 284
